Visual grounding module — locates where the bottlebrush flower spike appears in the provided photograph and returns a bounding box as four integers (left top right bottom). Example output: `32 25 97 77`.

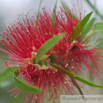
0 8 79 67
16 64 79 103
0 5 103 103
0 8 81 103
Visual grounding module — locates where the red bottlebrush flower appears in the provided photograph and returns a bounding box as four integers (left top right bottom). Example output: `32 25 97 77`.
0 6 103 103
9 64 78 103
53 37 103 78
0 8 80 103
61 40 103 78
0 8 78 63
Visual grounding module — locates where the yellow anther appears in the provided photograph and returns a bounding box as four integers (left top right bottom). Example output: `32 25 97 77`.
71 66 74 69
32 51 36 58
65 63 68 67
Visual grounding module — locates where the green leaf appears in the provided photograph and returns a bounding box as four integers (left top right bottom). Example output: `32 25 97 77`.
14 69 19 77
81 18 96 39
76 85 84 95
52 64 103 88
35 33 65 63
93 22 103 33
71 12 92 40
14 75 42 93
35 0 42 28
85 22 103 38
48 55 56 63
62 70 103 88
0 67 17 83
72 79 84 95
52 0 58 24
86 0 103 20
72 79 85 101
51 0 58 35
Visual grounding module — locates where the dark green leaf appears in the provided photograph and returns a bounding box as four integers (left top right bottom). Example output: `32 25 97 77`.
48 55 56 63
14 75 42 93
75 85 84 95
52 64 103 88
0 67 17 83
35 33 65 63
71 12 92 40
72 79 83 95
14 69 19 77
86 0 103 20
81 18 96 39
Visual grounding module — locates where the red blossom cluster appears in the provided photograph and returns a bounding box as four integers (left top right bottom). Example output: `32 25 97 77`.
0 7 103 103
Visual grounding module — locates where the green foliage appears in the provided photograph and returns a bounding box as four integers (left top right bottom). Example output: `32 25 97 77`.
51 0 58 34
85 22 103 43
35 0 42 28
61 0 93 40
72 79 84 95
71 12 92 40
86 0 103 20
52 0 58 24
0 67 17 83
14 74 42 93
52 64 103 88
93 22 103 33
81 18 96 39
35 33 65 63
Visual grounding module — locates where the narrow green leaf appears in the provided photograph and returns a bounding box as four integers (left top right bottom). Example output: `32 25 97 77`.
86 0 103 20
72 79 84 95
81 18 96 39
73 80 85 101
35 33 65 63
35 0 42 28
75 85 84 95
14 75 42 93
93 22 103 33
0 67 17 82
52 0 58 23
85 22 103 38
71 12 92 40
62 70 103 88
51 0 58 35
52 64 103 88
